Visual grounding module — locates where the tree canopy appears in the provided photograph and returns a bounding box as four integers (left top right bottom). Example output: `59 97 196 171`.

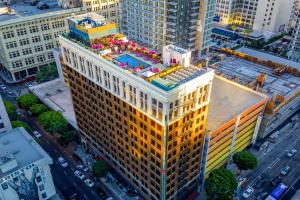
205 168 237 200
38 111 68 133
58 130 77 146
233 150 257 171
36 64 58 83
17 93 39 109
29 104 48 116
11 120 32 133
4 100 17 120
92 160 109 177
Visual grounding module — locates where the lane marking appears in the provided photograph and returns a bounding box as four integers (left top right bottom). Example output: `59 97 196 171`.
83 194 88 199
249 176 261 187
64 171 67 175
268 158 280 169
73 182 77 186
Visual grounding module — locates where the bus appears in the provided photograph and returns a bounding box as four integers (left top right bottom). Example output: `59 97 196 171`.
265 182 288 200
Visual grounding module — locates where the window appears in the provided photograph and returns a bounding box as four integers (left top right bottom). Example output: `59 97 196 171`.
20 38 30 46
6 41 17 49
34 45 43 52
1 183 8 190
25 57 35 65
47 52 54 59
32 36 41 43
17 28 27 36
3 31 14 39
9 51 20 58
11 60 23 68
41 23 50 31
29 26 39 33
37 54 46 62
22 48 32 55
52 21 65 28
43 33 52 40
45 43 54 49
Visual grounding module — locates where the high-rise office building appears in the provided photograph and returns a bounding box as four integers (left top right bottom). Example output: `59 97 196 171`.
215 0 295 33
288 14 300 62
0 95 12 134
60 13 214 200
121 0 216 58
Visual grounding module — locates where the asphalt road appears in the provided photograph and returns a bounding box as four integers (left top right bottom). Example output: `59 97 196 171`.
240 125 300 200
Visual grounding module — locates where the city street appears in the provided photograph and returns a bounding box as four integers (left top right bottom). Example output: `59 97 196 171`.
0 84 115 200
239 124 300 200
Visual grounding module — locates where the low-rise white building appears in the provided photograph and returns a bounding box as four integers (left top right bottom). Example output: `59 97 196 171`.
0 127 56 200
0 95 12 134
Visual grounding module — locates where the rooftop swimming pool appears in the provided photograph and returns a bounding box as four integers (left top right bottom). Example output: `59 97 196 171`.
115 54 151 69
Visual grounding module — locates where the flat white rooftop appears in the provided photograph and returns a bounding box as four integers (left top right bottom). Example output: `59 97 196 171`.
237 47 300 70
207 76 266 132
0 1 82 25
0 127 52 177
29 79 78 129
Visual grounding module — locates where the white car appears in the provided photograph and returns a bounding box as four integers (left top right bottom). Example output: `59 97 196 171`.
74 170 85 180
33 130 42 138
77 164 89 172
58 157 68 168
1 85 6 90
287 149 297 157
84 179 94 187
242 186 254 199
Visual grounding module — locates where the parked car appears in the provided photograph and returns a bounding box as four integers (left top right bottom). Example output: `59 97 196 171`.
287 149 297 157
242 186 254 199
29 0 39 5
33 130 42 138
84 179 94 187
256 191 268 200
58 157 68 168
280 166 291 176
271 176 281 186
1 85 6 90
77 164 89 172
254 178 266 189
74 170 85 180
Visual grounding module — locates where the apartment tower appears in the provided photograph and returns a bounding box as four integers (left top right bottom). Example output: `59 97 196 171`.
60 13 214 200
215 0 295 33
121 0 216 58
288 14 300 62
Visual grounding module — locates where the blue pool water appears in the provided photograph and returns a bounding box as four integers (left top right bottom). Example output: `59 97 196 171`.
115 54 151 69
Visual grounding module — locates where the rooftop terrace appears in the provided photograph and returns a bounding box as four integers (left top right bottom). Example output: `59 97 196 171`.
207 76 266 132
0 0 78 25
63 15 207 91
210 57 300 99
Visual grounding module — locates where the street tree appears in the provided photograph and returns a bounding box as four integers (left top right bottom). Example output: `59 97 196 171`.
11 120 32 133
38 111 68 133
30 104 48 116
36 64 58 83
205 168 237 200
233 150 257 172
58 130 77 146
17 93 39 109
4 100 17 120
92 160 109 177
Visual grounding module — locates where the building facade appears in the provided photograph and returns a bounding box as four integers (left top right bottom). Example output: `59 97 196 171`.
121 0 216 58
215 0 295 33
0 95 12 134
0 127 56 200
60 13 215 200
288 14 300 62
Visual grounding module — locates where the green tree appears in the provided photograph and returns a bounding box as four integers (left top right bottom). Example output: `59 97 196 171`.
231 25 237 32
11 120 32 133
3 100 17 120
38 111 68 133
205 168 238 200
29 104 48 116
92 160 109 177
36 64 58 83
233 150 257 172
17 93 39 109
58 130 77 146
